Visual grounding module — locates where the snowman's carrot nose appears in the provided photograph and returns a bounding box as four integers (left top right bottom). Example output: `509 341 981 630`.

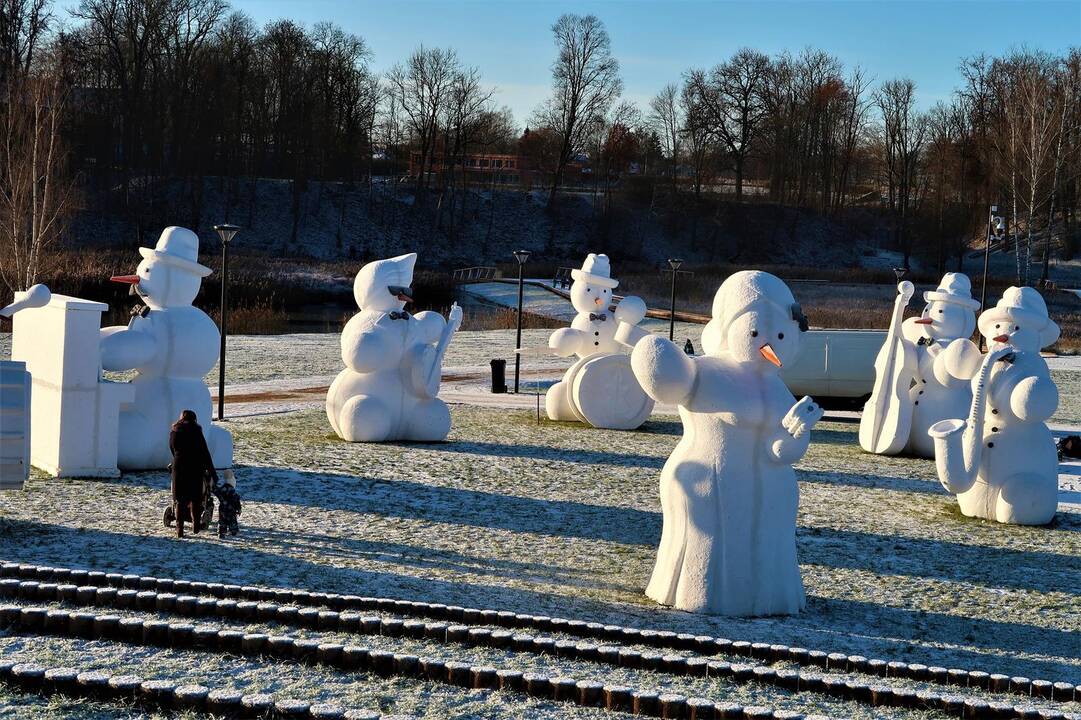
759 343 782 367
993 334 1010 343
110 275 139 285
914 317 934 325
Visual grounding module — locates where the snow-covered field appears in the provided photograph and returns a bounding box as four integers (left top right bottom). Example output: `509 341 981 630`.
2 403 1080 717
1 328 1080 719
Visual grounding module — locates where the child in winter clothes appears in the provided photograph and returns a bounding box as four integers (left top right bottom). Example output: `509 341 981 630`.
213 470 242 538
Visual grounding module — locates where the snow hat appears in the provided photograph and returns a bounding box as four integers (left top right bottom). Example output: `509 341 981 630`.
977 286 1059 347
923 272 980 310
701 270 799 354
222 469 236 488
138 227 212 277
570 253 619 289
354 253 417 309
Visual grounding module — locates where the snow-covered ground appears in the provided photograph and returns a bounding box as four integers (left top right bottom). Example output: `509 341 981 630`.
2 404 1079 718
2 319 1080 718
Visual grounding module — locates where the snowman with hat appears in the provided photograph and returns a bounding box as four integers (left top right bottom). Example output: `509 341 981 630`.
930 286 1060 525
898 272 984 458
101 226 232 470
326 252 462 442
545 253 653 430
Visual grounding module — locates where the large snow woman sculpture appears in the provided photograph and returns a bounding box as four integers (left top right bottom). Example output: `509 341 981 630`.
930 286 1060 525
630 270 822 616
327 253 463 442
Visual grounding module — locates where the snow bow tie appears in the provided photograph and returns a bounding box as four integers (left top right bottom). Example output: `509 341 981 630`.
589 313 608 322
388 311 411 320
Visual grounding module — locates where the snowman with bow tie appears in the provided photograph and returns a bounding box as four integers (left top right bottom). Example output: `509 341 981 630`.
545 253 654 429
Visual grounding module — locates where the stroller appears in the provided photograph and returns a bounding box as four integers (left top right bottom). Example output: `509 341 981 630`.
162 473 215 530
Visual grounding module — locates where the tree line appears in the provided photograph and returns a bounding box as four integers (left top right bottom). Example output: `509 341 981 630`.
1 1 1078 292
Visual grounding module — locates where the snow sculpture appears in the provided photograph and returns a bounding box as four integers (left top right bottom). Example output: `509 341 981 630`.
326 253 462 442
101 227 232 470
546 253 654 430
630 270 822 616
860 273 982 458
929 286 1060 525
8 285 135 477
1 287 51 488
0 361 30 489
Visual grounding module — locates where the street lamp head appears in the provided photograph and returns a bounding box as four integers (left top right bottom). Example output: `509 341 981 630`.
513 250 531 265
667 258 684 271
214 223 241 245
992 216 1006 237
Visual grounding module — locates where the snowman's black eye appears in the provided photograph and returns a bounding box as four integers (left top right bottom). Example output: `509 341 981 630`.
938 309 943 314
1014 325 1019 331
778 333 784 339
751 330 758 337
586 287 591 293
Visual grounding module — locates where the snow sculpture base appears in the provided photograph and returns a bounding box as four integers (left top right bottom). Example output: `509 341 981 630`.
11 293 133 477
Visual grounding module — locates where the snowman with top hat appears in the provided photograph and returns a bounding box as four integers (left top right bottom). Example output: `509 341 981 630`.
102 226 232 470
545 253 653 430
898 272 984 458
930 286 1060 525
326 252 462 442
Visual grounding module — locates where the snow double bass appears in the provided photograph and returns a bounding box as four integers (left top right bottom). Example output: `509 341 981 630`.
859 281 917 454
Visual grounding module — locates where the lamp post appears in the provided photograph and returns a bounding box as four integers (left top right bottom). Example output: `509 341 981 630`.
666 258 683 341
214 224 240 421
513 249 531 393
979 205 1004 312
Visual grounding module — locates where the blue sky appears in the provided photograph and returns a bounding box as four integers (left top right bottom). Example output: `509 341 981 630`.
166 1 1081 125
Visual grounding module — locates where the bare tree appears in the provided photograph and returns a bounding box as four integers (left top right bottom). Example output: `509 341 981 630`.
387 45 458 198
0 0 50 89
534 13 621 206
0 57 76 292
649 82 682 186
685 47 769 200
876 78 927 269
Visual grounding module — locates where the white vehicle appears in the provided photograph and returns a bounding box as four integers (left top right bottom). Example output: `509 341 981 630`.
780 329 886 408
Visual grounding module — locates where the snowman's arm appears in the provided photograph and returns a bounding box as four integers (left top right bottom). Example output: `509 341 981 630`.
100 326 158 371
411 311 446 345
613 295 647 325
933 338 982 386
548 328 586 357
1010 374 1058 423
630 335 696 405
768 396 823 464
342 326 401 373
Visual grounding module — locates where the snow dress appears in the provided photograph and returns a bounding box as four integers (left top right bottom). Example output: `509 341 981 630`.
644 354 806 616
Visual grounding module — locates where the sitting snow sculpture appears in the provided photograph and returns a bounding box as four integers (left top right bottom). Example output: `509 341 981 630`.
101 227 232 470
545 253 654 430
929 286 1060 525
860 273 982 458
630 270 822 616
326 253 462 442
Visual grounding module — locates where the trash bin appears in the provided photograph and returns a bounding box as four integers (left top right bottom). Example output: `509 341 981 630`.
490 359 507 394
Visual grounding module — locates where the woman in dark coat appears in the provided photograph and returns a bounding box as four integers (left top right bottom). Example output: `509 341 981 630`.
169 410 218 537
